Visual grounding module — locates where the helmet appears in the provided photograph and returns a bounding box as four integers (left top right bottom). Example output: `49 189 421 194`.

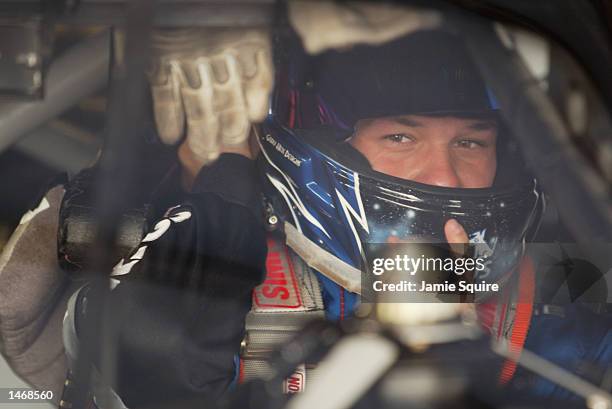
258 29 543 313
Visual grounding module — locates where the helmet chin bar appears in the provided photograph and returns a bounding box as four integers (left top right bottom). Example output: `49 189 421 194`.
284 219 521 305
285 221 363 294
285 220 486 329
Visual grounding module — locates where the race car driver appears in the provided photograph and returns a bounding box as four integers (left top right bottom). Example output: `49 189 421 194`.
1 7 610 408
64 27 609 407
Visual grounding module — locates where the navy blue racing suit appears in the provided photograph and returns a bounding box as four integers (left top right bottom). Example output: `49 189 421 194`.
69 154 267 408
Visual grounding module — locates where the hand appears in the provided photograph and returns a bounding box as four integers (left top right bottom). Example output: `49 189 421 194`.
378 219 474 324
288 0 441 54
444 219 480 306
386 218 469 251
444 218 469 256
0 186 74 402
177 129 257 191
149 28 273 164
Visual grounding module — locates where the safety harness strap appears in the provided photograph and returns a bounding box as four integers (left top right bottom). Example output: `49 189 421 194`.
240 235 325 393
498 257 536 384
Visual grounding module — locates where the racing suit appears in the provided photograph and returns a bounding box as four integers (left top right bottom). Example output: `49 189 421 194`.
57 154 612 407
65 153 267 407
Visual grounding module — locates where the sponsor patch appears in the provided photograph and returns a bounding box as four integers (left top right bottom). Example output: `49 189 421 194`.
253 237 303 310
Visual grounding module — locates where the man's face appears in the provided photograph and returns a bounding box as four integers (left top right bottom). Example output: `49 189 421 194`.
349 114 498 188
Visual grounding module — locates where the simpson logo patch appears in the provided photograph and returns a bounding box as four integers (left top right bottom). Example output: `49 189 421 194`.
253 237 303 310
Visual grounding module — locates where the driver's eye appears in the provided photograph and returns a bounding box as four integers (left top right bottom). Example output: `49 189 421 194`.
383 134 414 143
456 139 487 149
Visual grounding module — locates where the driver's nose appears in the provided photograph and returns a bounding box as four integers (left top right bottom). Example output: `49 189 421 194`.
410 148 461 188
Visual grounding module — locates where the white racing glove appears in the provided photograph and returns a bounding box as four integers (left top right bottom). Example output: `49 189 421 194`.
149 28 273 163
288 0 442 55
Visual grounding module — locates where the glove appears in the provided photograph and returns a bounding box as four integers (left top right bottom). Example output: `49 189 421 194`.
148 28 273 163
288 0 442 55
0 185 75 402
